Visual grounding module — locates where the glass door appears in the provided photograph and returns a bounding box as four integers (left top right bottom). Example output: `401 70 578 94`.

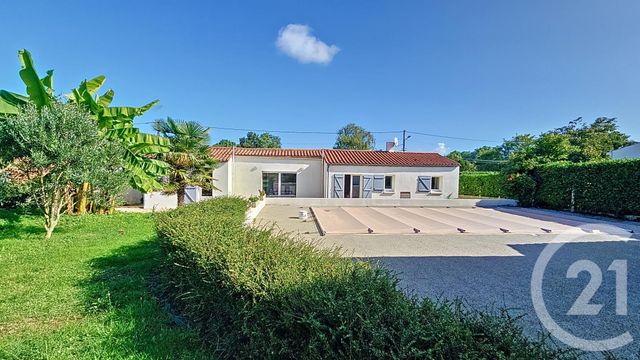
351 175 361 198
262 173 278 196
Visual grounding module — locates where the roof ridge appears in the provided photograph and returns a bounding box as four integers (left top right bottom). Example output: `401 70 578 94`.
210 146 441 154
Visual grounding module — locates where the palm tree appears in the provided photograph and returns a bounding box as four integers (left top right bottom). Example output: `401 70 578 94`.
153 117 216 206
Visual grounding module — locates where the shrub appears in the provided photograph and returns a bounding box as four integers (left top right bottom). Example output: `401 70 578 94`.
507 173 537 207
157 197 576 359
459 172 509 198
534 159 640 216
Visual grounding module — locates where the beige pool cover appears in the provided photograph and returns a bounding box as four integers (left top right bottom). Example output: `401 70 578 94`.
311 206 638 235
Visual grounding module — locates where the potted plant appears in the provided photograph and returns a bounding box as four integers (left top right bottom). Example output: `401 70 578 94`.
248 195 260 208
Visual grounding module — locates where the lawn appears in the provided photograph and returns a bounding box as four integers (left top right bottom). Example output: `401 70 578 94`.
0 209 210 359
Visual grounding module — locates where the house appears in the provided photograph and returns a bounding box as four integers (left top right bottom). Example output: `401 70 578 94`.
208 147 460 200
610 143 640 160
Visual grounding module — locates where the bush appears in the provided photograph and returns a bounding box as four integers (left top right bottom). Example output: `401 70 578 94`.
156 197 575 359
459 172 509 198
507 173 537 207
534 159 640 216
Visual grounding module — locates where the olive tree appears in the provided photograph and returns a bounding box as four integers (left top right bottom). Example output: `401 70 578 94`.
334 123 376 150
0 102 120 239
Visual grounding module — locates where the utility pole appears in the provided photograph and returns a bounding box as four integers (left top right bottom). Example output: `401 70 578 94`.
402 130 406 152
402 130 411 152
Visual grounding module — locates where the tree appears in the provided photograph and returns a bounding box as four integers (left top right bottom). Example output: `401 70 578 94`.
213 139 237 147
0 102 124 239
67 77 170 193
153 118 217 206
239 131 281 148
552 117 630 162
446 151 477 172
334 123 375 150
0 49 170 195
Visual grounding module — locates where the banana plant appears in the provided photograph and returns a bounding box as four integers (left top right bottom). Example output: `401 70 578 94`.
67 76 171 191
0 50 52 116
0 49 171 192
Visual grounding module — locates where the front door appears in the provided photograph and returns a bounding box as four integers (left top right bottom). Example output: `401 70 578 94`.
342 174 361 198
351 175 361 198
344 175 351 198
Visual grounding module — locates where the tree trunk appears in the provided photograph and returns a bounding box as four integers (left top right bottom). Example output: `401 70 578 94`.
76 182 89 214
177 187 186 207
64 185 74 215
44 190 62 240
108 199 116 215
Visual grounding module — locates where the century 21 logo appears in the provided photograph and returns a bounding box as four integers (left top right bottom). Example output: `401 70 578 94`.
566 259 627 316
531 224 634 352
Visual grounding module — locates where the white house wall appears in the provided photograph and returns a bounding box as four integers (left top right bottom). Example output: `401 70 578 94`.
328 165 459 199
229 156 324 198
212 159 232 196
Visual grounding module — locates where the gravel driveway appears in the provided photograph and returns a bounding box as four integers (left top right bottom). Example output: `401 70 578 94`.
375 238 640 358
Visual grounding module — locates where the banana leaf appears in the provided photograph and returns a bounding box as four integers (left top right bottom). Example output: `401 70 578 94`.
98 89 114 107
84 75 106 95
0 90 28 115
40 70 54 96
104 127 140 140
17 49 51 108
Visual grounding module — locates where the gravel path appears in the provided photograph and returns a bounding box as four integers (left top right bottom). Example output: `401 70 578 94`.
374 238 640 358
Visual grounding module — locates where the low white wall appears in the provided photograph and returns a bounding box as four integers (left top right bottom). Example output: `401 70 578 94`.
143 192 177 210
244 199 266 226
327 165 459 199
265 197 516 208
231 156 324 198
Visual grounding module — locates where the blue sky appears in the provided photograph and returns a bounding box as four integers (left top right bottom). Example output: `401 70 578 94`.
1 1 639 152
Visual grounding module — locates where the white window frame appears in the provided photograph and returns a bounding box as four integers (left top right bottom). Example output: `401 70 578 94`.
430 176 442 193
383 175 394 192
263 172 297 197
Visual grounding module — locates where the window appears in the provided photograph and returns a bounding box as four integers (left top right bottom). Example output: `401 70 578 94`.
384 175 393 191
431 177 441 191
262 172 297 197
263 173 279 196
201 188 213 197
280 173 297 196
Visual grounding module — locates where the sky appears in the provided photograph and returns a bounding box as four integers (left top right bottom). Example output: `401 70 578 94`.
1 0 639 152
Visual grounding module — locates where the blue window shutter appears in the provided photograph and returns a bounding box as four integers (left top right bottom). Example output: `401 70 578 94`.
363 175 373 198
417 176 431 192
333 174 344 198
373 175 384 191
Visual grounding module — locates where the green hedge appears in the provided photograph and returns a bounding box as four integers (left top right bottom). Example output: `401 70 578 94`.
156 197 573 359
534 159 640 216
459 172 509 198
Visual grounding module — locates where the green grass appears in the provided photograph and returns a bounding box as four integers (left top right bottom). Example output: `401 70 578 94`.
0 209 210 359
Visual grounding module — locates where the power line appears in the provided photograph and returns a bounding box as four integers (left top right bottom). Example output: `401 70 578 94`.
407 131 502 143
138 121 509 143
139 123 400 135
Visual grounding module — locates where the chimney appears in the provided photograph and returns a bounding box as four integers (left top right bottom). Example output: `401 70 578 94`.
386 137 399 152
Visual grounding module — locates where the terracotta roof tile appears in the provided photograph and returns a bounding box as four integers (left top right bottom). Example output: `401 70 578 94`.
208 147 322 161
208 147 458 167
324 149 458 167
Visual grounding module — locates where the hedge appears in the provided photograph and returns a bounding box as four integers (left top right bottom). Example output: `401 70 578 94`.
459 172 509 198
156 197 575 359
534 159 640 217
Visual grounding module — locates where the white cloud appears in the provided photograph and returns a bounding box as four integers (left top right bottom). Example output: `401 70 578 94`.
435 143 448 155
276 24 339 64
